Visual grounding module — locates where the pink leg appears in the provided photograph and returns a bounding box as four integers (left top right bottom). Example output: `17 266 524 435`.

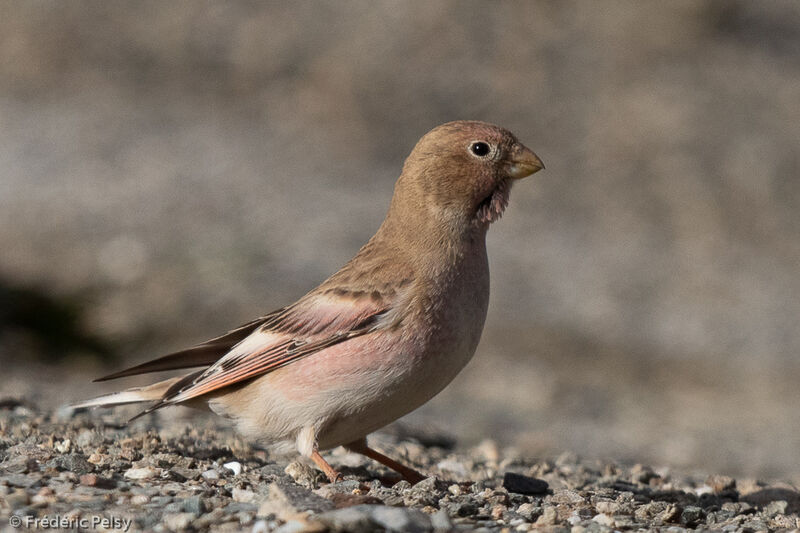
311 449 343 483
345 439 426 484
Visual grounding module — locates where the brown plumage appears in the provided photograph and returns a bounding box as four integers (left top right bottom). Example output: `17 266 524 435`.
75 121 544 483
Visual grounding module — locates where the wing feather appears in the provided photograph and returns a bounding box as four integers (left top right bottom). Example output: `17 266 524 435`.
133 290 394 416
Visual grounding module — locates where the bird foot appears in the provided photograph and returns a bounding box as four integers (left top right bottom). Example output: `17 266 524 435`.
311 450 343 483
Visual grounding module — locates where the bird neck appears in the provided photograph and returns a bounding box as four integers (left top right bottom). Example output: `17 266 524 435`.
375 196 489 278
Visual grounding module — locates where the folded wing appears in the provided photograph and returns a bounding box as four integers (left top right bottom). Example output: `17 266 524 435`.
128 289 395 418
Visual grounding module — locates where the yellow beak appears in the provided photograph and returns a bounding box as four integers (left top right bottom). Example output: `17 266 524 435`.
507 143 545 179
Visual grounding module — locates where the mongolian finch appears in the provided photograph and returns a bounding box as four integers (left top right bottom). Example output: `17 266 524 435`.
75 121 544 483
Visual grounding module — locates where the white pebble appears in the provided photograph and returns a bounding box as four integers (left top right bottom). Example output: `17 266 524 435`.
593 513 616 527
130 494 149 505
223 461 242 476
124 467 160 480
567 512 582 525
251 520 269 533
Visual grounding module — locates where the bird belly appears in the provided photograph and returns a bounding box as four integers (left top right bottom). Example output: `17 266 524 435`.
316 323 485 449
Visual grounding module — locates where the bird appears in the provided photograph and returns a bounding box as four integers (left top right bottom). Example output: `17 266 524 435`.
74 120 544 483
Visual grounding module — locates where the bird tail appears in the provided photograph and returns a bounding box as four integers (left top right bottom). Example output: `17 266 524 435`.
71 376 184 409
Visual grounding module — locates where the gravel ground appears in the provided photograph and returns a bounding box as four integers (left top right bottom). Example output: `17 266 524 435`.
1 400 798 532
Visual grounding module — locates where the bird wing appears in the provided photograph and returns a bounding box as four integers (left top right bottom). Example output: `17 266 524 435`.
131 288 398 417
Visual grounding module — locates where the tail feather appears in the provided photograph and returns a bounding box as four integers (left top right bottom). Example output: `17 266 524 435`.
92 345 224 382
93 317 268 382
71 377 183 409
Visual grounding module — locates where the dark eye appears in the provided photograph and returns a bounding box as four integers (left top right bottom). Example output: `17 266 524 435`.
470 141 491 157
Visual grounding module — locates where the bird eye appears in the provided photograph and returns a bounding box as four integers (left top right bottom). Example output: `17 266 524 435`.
469 141 491 157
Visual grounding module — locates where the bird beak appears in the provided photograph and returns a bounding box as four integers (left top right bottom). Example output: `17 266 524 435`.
507 143 545 179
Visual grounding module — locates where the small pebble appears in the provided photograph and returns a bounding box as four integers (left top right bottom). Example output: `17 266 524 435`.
763 500 788 517
595 500 621 514
681 505 704 523
516 503 539 520
162 512 195 531
124 467 160 480
201 469 220 480
593 513 615 527
251 519 269 533
233 488 256 503
131 494 149 505
502 472 549 495
536 507 558 525
491 504 506 520
79 473 116 489
54 439 72 453
284 461 319 486
223 461 243 476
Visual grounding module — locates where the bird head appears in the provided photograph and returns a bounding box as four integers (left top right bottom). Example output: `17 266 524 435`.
391 121 544 234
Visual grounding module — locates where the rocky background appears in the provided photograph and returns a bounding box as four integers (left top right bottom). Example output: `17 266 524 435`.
1 0 800 495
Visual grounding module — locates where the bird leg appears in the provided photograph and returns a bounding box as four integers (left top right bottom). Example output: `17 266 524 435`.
311 450 343 483
345 439 426 484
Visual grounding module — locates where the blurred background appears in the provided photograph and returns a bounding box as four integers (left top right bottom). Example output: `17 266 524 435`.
1 1 799 482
